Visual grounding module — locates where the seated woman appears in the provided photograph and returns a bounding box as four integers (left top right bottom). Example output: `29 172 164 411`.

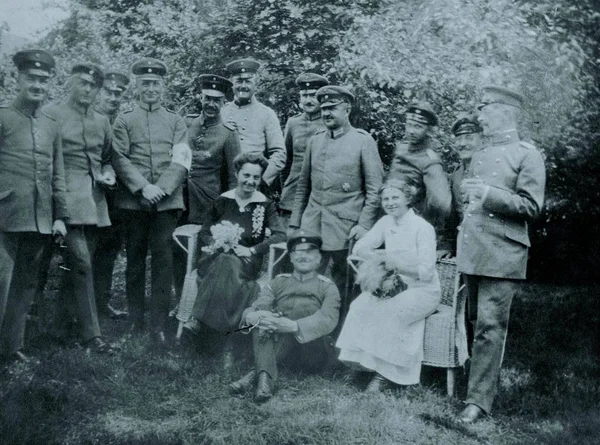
184 153 285 363
336 179 441 391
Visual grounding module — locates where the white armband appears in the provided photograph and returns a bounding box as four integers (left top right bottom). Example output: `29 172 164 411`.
171 143 192 171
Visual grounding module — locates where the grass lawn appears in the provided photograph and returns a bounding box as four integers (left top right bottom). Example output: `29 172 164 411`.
1 254 599 445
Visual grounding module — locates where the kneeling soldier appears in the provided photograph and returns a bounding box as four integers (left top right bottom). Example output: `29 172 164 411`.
229 231 341 403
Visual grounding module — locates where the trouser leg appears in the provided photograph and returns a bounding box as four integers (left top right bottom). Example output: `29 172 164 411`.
148 211 179 332
253 330 296 382
62 226 101 342
0 232 18 343
123 211 150 327
93 224 122 312
464 274 517 413
0 232 48 354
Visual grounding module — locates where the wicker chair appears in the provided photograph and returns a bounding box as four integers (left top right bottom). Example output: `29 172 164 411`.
171 224 202 339
346 255 468 396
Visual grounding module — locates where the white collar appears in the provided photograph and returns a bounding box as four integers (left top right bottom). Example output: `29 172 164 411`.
222 189 267 203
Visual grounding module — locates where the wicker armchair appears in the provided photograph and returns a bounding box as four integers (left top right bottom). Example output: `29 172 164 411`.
346 255 468 396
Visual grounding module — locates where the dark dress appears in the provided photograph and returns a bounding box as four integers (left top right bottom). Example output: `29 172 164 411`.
191 190 285 331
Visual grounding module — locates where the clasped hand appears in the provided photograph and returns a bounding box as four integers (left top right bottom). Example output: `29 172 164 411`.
460 178 486 203
245 310 298 334
141 184 166 205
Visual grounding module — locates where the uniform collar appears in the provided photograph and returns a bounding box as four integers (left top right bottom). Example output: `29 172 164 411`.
303 111 321 122
137 101 163 112
68 98 94 116
233 95 257 108
487 129 519 145
199 112 222 127
292 271 318 282
328 123 351 139
12 96 42 118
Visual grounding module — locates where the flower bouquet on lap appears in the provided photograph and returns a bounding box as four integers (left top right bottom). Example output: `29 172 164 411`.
202 221 245 254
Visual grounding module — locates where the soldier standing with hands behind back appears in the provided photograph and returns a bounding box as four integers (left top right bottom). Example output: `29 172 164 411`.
457 85 546 423
0 50 68 363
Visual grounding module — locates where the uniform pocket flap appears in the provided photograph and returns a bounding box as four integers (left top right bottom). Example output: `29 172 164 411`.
0 189 14 201
504 225 530 247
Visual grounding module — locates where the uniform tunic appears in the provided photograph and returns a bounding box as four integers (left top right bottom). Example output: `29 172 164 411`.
186 113 240 223
0 98 68 233
242 271 341 380
387 136 451 226
456 129 545 414
290 125 383 251
221 97 286 185
279 112 325 212
336 210 441 384
112 102 188 211
43 102 113 227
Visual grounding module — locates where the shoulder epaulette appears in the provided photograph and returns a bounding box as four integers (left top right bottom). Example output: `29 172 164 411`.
313 128 327 135
165 107 177 114
121 106 134 114
186 113 200 119
275 273 292 278
317 274 333 283
223 121 236 131
518 141 536 150
40 109 57 121
0 104 9 109
355 128 371 136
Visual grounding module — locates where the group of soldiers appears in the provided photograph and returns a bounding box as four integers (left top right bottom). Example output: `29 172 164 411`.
0 49 545 421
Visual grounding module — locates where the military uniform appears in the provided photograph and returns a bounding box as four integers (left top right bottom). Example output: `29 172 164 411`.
222 59 286 188
457 86 546 415
388 101 451 232
111 57 191 334
185 114 240 222
93 71 130 317
290 86 383 306
0 50 69 356
43 65 114 342
242 271 340 381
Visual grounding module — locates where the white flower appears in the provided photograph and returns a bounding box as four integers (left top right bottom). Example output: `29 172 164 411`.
251 205 265 238
342 182 351 192
201 221 245 254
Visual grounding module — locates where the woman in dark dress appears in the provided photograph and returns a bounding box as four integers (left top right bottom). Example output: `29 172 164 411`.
185 153 285 363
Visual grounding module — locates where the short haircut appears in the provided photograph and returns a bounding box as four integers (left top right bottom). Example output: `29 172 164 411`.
233 152 269 174
379 179 418 207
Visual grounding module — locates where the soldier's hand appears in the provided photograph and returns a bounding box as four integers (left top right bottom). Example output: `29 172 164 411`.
245 310 276 327
99 171 116 187
142 184 166 204
460 179 486 202
52 219 67 238
348 225 368 241
233 245 252 258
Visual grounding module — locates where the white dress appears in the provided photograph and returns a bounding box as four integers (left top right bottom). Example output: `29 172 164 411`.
336 209 441 385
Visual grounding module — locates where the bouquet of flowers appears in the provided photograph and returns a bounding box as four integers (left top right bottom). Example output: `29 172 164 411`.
201 221 245 255
356 255 407 300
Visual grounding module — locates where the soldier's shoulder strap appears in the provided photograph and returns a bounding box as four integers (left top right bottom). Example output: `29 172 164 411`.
355 128 371 136
121 105 134 114
186 113 200 120
223 121 236 131
518 141 536 150
317 274 333 283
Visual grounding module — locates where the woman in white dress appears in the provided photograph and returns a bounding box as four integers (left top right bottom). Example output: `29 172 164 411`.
336 179 441 391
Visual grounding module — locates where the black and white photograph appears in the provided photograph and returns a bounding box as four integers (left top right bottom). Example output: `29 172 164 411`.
0 0 599 443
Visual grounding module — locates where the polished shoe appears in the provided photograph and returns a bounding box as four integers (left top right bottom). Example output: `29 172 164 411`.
85 337 115 354
229 370 256 395
183 318 202 337
254 371 274 403
365 373 387 393
458 404 486 423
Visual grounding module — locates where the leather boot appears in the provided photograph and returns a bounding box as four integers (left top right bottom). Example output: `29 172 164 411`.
458 404 486 423
365 373 387 393
254 371 274 404
228 369 256 395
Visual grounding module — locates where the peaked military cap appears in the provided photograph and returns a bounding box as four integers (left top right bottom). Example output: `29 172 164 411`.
287 230 323 252
478 85 524 109
451 111 482 136
103 72 130 92
226 58 260 78
12 49 55 77
131 57 167 79
406 101 438 126
295 73 329 91
198 74 232 98
71 63 104 87
316 85 354 107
